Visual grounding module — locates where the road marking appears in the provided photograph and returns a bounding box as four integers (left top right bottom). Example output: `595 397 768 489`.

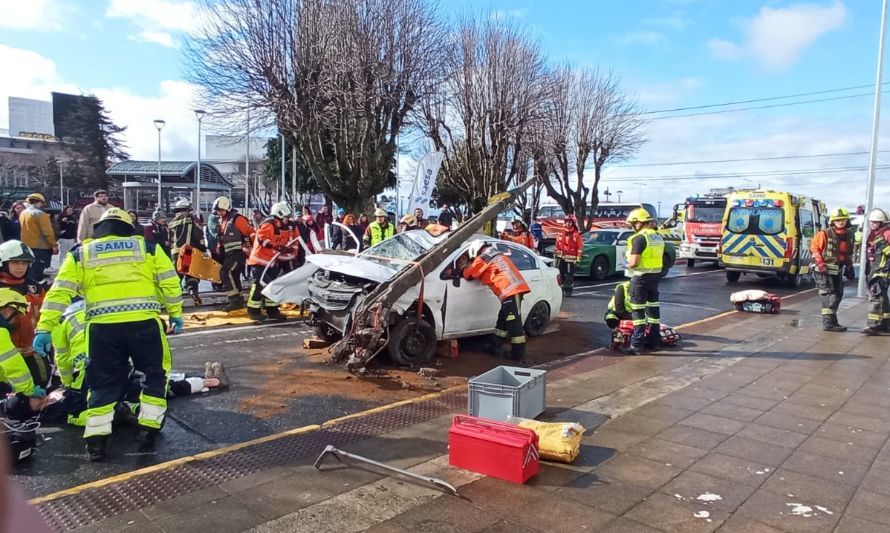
572 269 724 295
173 321 305 339
30 285 817 505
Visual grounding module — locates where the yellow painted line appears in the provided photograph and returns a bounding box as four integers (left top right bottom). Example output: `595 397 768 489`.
674 287 816 331
321 384 468 427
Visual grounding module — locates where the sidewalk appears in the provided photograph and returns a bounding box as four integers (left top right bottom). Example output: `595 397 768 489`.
33 289 890 533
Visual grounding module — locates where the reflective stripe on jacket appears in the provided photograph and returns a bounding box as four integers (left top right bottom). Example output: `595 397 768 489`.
0 328 35 395
463 248 531 302
364 221 395 247
248 218 284 267
811 228 854 274
555 229 584 262
219 212 254 254
626 229 665 276
52 309 86 390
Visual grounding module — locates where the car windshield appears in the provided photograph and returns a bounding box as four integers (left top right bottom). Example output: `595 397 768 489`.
583 231 617 245
726 207 785 236
361 232 432 268
687 205 725 223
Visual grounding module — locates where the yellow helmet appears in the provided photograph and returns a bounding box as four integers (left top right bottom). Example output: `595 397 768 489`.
829 207 850 223
98 207 134 228
213 196 232 211
0 288 28 313
626 207 653 225
26 192 46 203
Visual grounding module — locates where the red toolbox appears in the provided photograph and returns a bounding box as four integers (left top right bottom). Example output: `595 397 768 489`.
448 415 539 484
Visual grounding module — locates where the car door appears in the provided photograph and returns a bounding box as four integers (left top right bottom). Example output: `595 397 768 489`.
440 245 502 337
615 231 632 272
493 243 544 322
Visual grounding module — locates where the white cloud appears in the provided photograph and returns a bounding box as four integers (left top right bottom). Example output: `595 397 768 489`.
106 0 198 46
0 44 78 127
134 30 177 48
708 1 847 70
0 0 73 31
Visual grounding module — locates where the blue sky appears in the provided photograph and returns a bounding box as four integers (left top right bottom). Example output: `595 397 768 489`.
1 0 887 209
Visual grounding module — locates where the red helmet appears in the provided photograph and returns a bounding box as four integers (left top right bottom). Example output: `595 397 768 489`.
565 215 577 225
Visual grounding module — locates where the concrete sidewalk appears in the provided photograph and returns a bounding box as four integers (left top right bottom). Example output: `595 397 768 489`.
37 289 890 533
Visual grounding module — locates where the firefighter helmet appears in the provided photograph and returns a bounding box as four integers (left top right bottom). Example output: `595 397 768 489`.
626 208 653 225
270 202 292 219
26 192 46 204
829 207 850 223
400 214 417 226
0 288 28 313
467 239 488 259
98 207 134 228
374 208 388 217
213 196 232 211
868 208 889 223
172 198 192 211
0 240 36 265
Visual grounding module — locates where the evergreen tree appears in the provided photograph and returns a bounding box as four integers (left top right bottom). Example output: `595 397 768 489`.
56 94 128 191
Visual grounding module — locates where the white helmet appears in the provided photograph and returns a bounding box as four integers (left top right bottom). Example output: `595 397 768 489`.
0 240 36 265
270 202 292 219
213 196 232 211
467 239 488 259
173 198 191 211
868 208 889 223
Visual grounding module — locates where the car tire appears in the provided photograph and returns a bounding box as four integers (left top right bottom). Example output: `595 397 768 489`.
726 270 741 283
660 254 673 278
314 324 342 342
524 301 550 337
387 317 436 366
590 255 610 281
686 259 695 269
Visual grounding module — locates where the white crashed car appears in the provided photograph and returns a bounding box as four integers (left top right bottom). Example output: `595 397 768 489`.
264 231 563 365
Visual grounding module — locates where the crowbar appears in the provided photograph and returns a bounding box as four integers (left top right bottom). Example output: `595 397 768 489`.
313 444 459 497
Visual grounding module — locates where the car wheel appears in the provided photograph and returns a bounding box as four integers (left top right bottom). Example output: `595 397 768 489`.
686 258 695 269
726 270 741 283
660 254 673 278
314 324 341 342
387 317 436 366
590 255 609 281
524 301 550 337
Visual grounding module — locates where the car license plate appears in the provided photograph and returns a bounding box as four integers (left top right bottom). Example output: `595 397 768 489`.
761 257 775 266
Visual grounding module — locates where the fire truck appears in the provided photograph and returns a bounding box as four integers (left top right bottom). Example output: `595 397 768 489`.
669 190 730 268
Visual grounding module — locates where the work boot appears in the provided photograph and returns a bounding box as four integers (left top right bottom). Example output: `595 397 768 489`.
113 402 139 427
881 319 890 334
137 429 159 450
211 362 230 388
563 287 573 298
85 436 108 462
247 307 266 322
822 315 846 332
265 306 286 321
204 361 214 379
620 345 640 355
190 287 202 306
861 326 881 336
222 294 245 312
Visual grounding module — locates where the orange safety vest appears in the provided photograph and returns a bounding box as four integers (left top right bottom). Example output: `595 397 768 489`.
555 228 584 261
501 231 535 250
463 248 531 302
248 218 285 267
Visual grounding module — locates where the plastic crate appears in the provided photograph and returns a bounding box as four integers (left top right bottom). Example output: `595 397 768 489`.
468 365 546 421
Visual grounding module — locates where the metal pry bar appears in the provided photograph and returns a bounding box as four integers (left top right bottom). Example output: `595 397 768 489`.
313 444 460 497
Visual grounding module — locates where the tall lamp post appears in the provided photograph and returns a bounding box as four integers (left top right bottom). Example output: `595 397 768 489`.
154 119 166 211
194 109 206 215
58 161 64 206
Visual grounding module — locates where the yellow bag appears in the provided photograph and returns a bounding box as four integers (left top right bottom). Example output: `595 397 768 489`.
510 417 585 463
187 252 222 284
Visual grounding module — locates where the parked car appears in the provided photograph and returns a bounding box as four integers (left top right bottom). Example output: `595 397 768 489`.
544 228 676 281
264 231 563 365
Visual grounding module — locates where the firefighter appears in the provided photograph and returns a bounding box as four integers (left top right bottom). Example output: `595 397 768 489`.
459 240 531 360
502 218 535 250
862 208 890 335
363 208 394 247
624 208 665 354
555 215 584 297
32 208 183 461
811 208 856 332
399 214 423 232
246 202 291 322
169 199 205 306
0 289 39 397
213 197 254 312
604 281 632 330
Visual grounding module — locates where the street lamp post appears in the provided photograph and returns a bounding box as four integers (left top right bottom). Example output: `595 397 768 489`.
617 190 623 202
194 109 206 216
58 161 63 206
154 119 166 211
634 182 647 202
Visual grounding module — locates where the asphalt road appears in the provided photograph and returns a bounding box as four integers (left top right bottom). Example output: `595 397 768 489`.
10 263 813 497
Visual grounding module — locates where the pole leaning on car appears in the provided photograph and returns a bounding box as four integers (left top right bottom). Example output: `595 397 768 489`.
332 175 541 370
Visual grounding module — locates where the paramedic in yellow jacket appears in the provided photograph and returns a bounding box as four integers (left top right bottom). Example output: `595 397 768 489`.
0 289 38 397
33 208 184 462
52 301 87 393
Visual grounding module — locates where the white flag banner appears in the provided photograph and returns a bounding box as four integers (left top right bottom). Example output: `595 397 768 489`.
407 151 445 217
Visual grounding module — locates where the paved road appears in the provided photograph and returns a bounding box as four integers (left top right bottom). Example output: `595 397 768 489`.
10 263 812 497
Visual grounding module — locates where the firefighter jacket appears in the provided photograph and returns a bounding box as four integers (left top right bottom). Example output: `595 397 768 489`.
52 308 86 390
364 221 394 247
867 226 890 278
811 227 854 274
169 214 204 256
605 282 632 322
0 272 44 356
0 327 35 395
502 231 535 250
625 228 665 276
248 217 287 267
218 212 254 255
463 248 531 302
555 228 584 262
37 235 183 332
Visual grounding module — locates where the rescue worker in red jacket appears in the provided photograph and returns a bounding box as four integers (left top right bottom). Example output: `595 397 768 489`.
501 218 535 250
810 208 856 332
213 197 255 312
863 208 890 335
246 202 291 322
554 214 584 297
459 240 531 360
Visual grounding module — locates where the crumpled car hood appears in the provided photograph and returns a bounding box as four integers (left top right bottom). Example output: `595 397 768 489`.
262 253 399 304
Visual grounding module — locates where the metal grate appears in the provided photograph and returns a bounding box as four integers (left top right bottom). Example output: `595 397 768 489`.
36 353 619 531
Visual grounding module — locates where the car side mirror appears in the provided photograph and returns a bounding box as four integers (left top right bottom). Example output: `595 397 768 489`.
452 276 461 287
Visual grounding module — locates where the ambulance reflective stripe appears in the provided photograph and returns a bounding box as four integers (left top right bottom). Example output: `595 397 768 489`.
85 297 162 320
83 403 115 438
721 234 785 258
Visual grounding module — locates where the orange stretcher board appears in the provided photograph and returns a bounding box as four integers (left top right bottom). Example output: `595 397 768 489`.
186 252 222 284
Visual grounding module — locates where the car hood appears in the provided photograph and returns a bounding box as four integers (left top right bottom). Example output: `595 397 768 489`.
262 253 399 304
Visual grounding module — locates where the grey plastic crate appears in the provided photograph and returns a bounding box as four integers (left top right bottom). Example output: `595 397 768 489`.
468 365 546 421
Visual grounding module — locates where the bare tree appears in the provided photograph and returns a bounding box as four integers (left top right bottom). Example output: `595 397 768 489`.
536 66 646 229
186 0 445 213
419 15 551 215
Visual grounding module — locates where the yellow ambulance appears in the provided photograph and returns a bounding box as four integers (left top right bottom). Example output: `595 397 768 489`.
720 190 828 287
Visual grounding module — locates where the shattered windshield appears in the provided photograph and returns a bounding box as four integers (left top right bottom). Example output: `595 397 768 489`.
361 233 433 268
